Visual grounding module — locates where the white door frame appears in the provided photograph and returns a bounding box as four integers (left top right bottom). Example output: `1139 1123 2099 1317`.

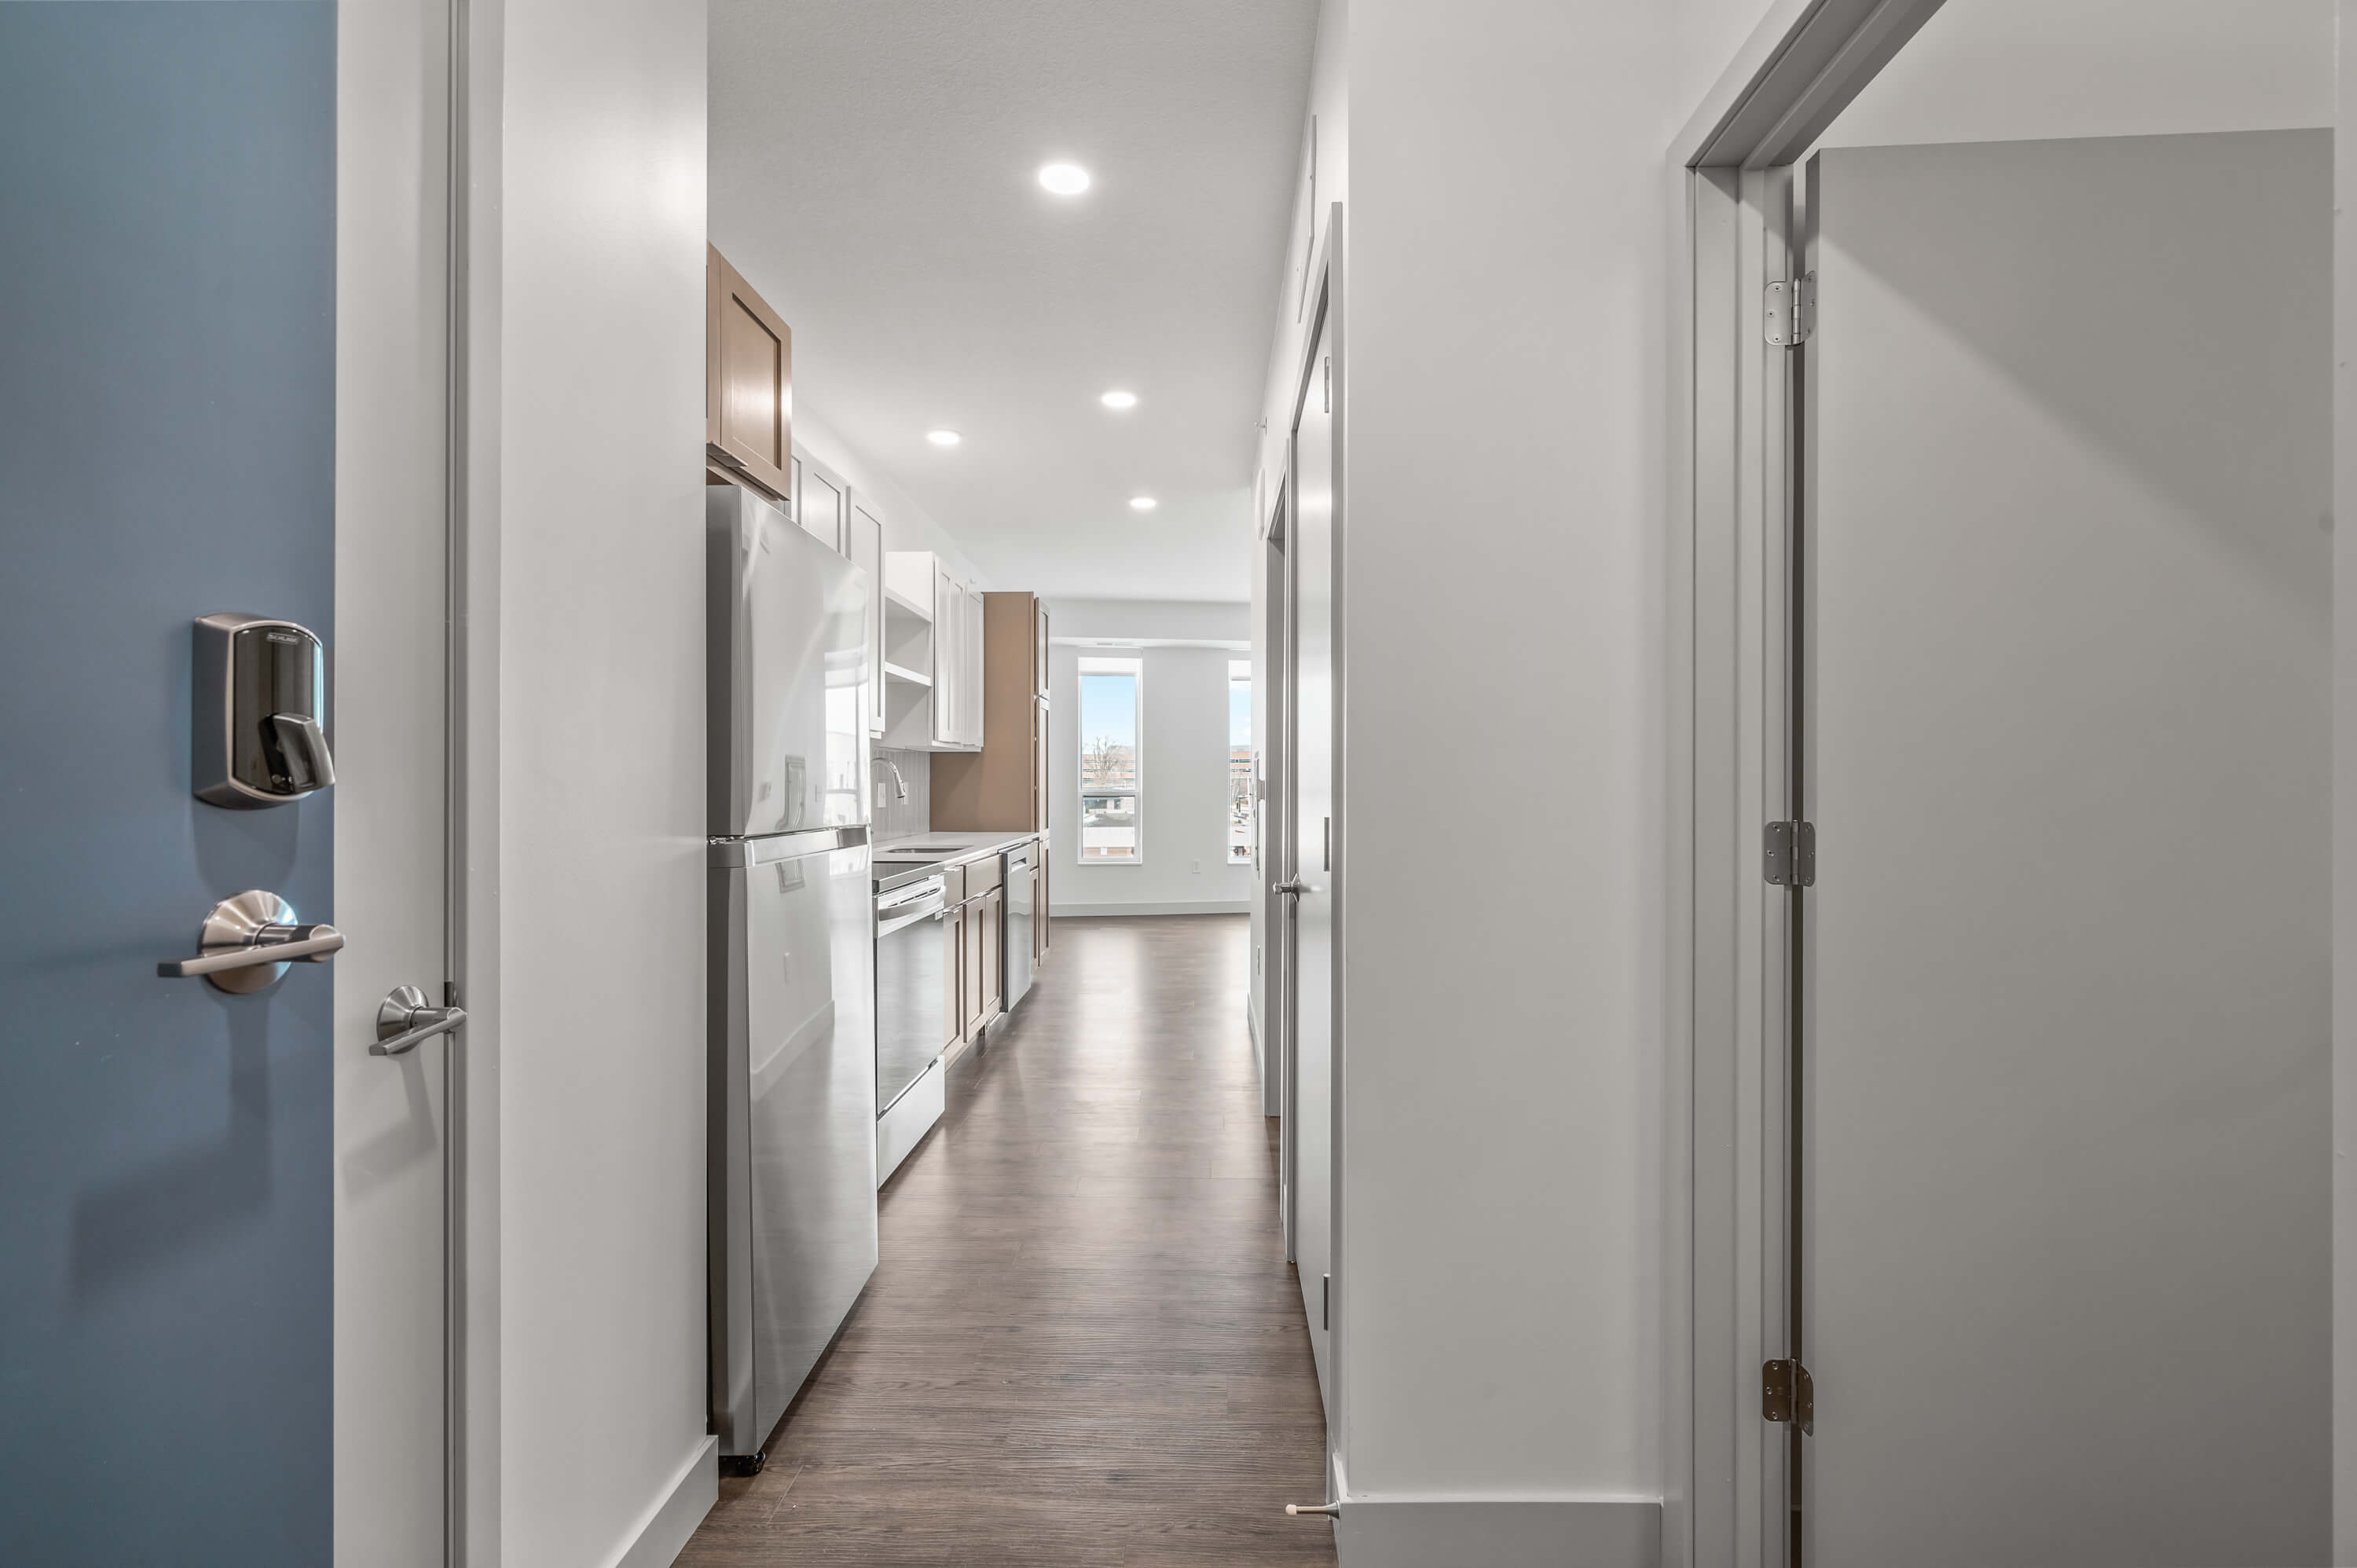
1666 5 2357 1567
1260 482 1294 1233
1280 211 1345 1476
1662 5 1951 1566
447 0 504 1559
338 0 508 1560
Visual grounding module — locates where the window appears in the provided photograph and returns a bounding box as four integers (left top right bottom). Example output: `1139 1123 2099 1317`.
1228 660 1254 865
1077 656 1142 862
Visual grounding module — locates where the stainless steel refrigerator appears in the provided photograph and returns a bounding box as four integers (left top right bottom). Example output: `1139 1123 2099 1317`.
705 482 876 1471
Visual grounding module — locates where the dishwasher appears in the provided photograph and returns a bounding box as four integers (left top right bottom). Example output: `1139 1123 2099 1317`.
1003 841 1035 1011
874 873 947 1185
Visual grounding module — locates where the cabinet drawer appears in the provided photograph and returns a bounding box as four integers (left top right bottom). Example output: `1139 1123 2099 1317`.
962 855 1003 897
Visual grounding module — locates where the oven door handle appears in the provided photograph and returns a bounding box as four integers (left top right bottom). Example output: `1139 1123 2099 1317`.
878 894 948 937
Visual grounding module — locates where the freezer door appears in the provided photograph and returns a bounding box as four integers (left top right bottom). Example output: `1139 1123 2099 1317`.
707 483 872 838
709 839 878 1457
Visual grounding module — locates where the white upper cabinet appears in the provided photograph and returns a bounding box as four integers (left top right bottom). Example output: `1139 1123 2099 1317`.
881 550 982 753
794 446 845 554
848 500 885 735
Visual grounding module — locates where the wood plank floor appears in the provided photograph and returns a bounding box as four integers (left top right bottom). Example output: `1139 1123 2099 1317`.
677 913 1336 1566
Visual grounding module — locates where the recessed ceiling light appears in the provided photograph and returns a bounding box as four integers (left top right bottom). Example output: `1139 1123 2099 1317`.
926 429 962 448
1037 162 1091 196
1129 496 1157 511
1099 390 1138 410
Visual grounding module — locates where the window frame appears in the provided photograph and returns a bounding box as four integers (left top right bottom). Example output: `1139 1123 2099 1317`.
1076 654 1145 865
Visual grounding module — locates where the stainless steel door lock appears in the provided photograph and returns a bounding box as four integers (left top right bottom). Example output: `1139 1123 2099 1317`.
193 612 335 808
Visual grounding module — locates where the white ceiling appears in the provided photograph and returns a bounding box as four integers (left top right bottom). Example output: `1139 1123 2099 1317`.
709 0 1320 604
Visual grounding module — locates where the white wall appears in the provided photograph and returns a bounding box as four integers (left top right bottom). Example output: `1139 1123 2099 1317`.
1050 640 1257 915
1337 0 1672 1504
1248 0 1349 1178
1258 0 2344 1532
1047 597 1250 645
498 0 714 1563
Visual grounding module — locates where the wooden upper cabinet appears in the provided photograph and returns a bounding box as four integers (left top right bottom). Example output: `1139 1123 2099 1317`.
1034 600 1050 698
706 245 791 498
933 591 1050 831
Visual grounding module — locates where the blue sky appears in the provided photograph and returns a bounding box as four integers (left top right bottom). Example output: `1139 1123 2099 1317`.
1080 669 1136 753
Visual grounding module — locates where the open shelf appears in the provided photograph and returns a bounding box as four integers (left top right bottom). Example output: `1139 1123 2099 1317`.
884 584 933 622
883 661 933 688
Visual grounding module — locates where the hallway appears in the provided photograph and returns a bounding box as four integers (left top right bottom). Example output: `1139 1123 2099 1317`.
679 914 1335 1566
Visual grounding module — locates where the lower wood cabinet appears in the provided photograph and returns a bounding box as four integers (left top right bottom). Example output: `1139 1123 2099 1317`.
942 902 964 1054
937 846 1041 1062
979 886 1003 1020
960 892 984 1035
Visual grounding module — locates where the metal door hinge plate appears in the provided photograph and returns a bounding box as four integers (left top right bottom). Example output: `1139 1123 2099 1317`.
1763 1359 1813 1433
1321 1273 1331 1332
1766 274 1816 347
1765 821 1816 887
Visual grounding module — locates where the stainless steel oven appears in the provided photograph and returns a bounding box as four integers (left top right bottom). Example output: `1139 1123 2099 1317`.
874 873 947 1182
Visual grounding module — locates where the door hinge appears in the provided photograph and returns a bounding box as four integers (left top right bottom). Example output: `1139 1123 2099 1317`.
1321 356 1332 415
1765 273 1816 348
1764 820 1816 887
1763 1359 1814 1433
1321 1273 1331 1332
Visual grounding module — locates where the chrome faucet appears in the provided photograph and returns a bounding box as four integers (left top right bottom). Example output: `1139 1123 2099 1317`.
876 755 907 800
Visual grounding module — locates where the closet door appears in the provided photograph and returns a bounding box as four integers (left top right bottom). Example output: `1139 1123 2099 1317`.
1795 132 2330 1567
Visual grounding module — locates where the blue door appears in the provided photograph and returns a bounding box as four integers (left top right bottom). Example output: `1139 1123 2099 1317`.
0 4 337 1560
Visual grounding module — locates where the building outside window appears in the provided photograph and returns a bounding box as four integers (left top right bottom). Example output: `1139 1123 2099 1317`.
1228 659 1254 865
1078 655 1142 862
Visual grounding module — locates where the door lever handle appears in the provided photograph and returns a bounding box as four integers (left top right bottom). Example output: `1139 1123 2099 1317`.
157 890 342 993
374 984 467 1057
158 928 342 978
1271 877 1308 897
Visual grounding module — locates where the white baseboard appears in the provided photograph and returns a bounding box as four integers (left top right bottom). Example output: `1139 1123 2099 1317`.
1050 899 1251 918
1334 1493 1661 1568
607 1434 717 1568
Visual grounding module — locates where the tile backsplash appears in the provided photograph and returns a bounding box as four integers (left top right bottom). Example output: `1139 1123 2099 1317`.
871 747 931 841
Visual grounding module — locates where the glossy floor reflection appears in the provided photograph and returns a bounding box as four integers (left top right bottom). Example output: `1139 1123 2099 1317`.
677 914 1336 1566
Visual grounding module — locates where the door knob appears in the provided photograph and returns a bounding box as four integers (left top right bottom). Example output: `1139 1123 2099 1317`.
157 889 343 993
374 984 467 1057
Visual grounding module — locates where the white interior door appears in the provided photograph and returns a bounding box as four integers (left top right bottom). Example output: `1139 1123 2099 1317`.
1798 130 2331 1566
335 2 456 1559
1263 512 1292 1151
1288 306 1336 1413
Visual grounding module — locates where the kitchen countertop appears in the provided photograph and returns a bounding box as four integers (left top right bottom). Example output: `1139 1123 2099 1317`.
871 830 1042 889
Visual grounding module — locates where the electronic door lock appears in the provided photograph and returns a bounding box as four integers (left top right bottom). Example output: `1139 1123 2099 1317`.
192 612 335 808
